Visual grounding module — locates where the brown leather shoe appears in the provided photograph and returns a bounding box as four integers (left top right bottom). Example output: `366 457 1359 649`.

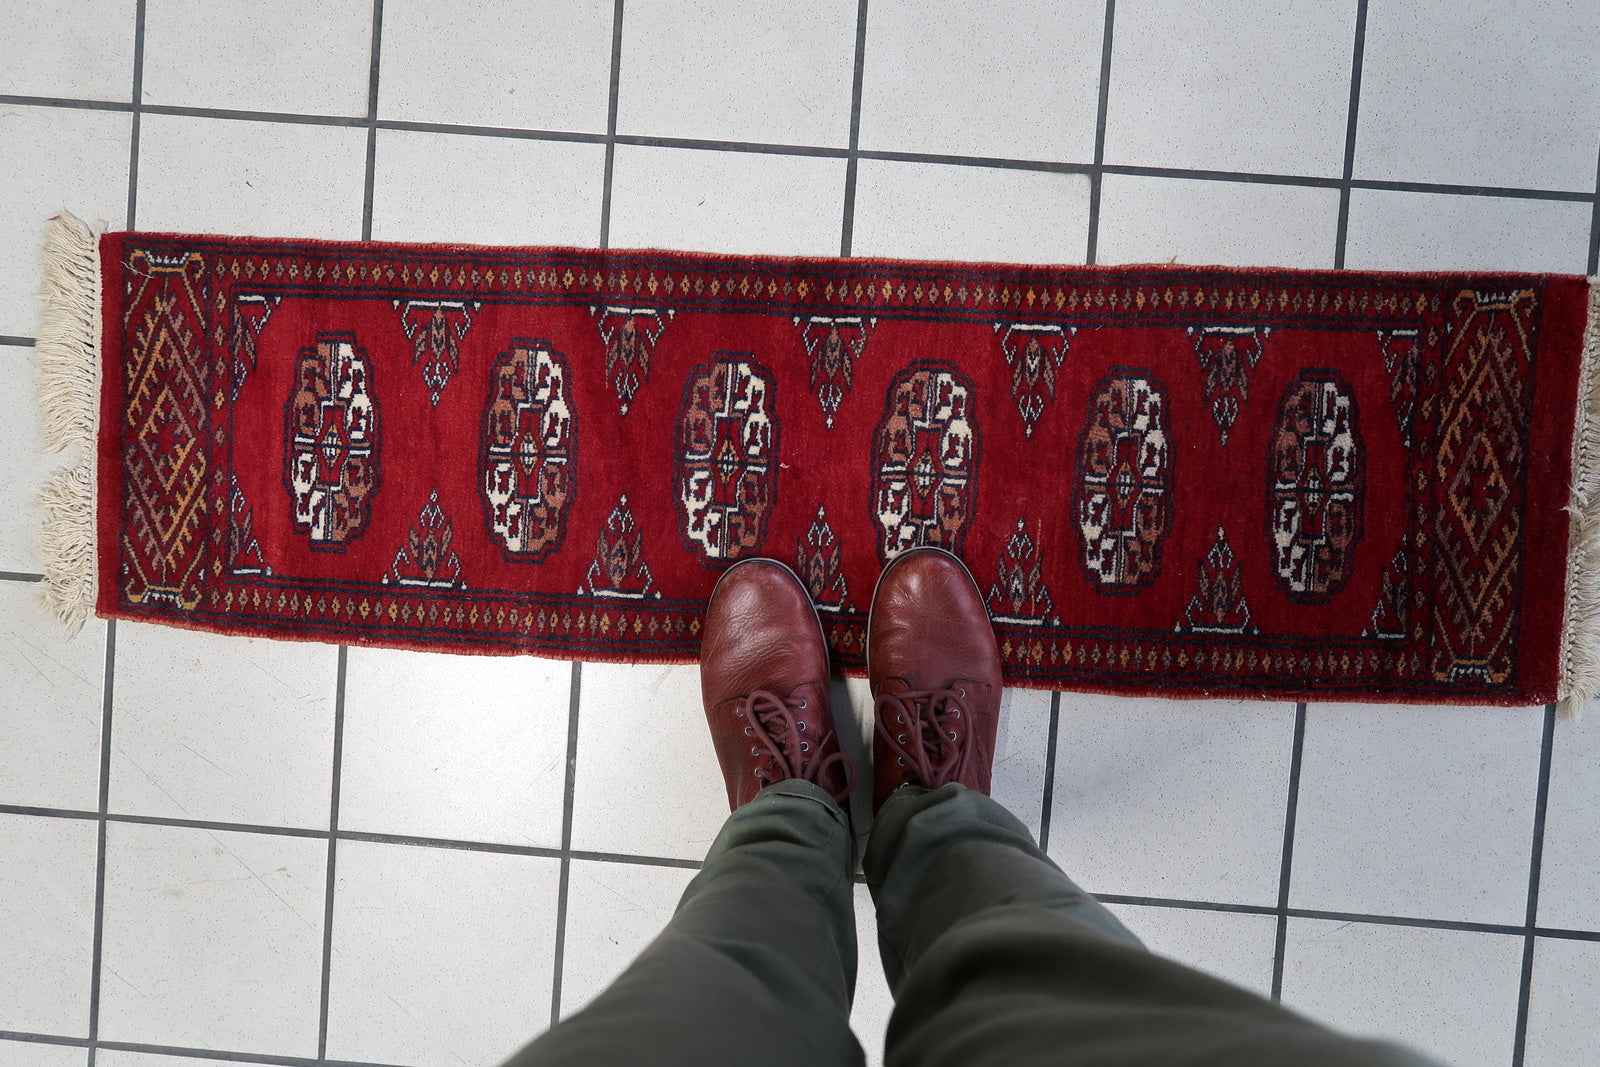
701 558 855 810
868 547 1002 810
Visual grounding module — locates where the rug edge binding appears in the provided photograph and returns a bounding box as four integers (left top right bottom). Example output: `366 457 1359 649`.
37 211 102 636
1559 277 1600 718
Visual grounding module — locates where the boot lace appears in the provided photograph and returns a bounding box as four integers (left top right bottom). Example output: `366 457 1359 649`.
736 690 856 804
874 688 971 788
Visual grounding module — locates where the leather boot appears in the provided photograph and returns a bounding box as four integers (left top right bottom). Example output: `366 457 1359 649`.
701 558 855 810
867 547 1002 811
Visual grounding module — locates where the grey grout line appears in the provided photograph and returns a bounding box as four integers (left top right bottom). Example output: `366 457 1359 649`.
359 0 384 242
85 619 115 1067
1588 138 1600 275
548 661 585 1025
100 812 329 838
0 1032 88 1049
598 0 625 249
611 133 850 159
21 778 1600 932
1333 0 1369 269
1512 703 1558 1067
125 0 146 231
565 848 702 870
91 18 141 1053
1036 691 1062 853
1 1033 401 1067
838 0 870 257
1271 701 1308 1001
0 570 45 583
1084 0 1116 266
5 83 1597 206
0 93 135 111
0 335 37 347
26 778 1594 935
1095 894 1279 917
0 799 706 869
1093 894 1552 938
0 803 100 819
317 647 349 1060
380 118 605 144
143 103 371 127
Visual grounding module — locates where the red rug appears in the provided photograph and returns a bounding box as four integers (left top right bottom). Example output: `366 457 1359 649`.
38 217 1600 706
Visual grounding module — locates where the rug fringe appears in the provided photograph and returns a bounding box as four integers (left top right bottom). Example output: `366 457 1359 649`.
36 211 103 634
1559 278 1600 718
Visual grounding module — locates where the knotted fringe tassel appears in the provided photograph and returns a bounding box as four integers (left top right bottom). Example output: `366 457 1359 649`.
37 212 103 634
1559 279 1600 718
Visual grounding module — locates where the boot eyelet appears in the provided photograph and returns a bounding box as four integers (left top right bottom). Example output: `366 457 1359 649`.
951 709 961 719
796 699 807 709
743 726 753 736
948 730 958 740
796 721 806 732
896 757 906 766
750 747 761 757
955 687 967 698
800 741 810 752
896 715 904 724
897 734 907 744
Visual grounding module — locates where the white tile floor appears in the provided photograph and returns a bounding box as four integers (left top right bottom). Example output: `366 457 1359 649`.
0 2 1597 1066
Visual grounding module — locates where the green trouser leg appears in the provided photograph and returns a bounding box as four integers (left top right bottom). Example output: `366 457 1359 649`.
866 783 1441 1067
503 778 863 1067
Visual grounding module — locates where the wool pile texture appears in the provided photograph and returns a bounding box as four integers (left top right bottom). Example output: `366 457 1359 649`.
38 216 1600 707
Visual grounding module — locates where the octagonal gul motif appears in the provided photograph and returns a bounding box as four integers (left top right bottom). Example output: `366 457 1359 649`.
1074 371 1171 590
872 363 979 559
482 341 575 560
675 354 778 563
1268 371 1363 600
285 334 380 551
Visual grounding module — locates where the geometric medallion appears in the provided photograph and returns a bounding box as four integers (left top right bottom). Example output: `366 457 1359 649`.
1074 370 1172 590
871 362 980 560
675 354 778 564
481 340 575 560
1268 371 1362 600
285 333 381 551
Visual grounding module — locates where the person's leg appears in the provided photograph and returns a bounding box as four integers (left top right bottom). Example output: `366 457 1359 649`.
504 558 863 1066
862 547 1440 1067
867 783 1438 1067
506 778 860 1067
